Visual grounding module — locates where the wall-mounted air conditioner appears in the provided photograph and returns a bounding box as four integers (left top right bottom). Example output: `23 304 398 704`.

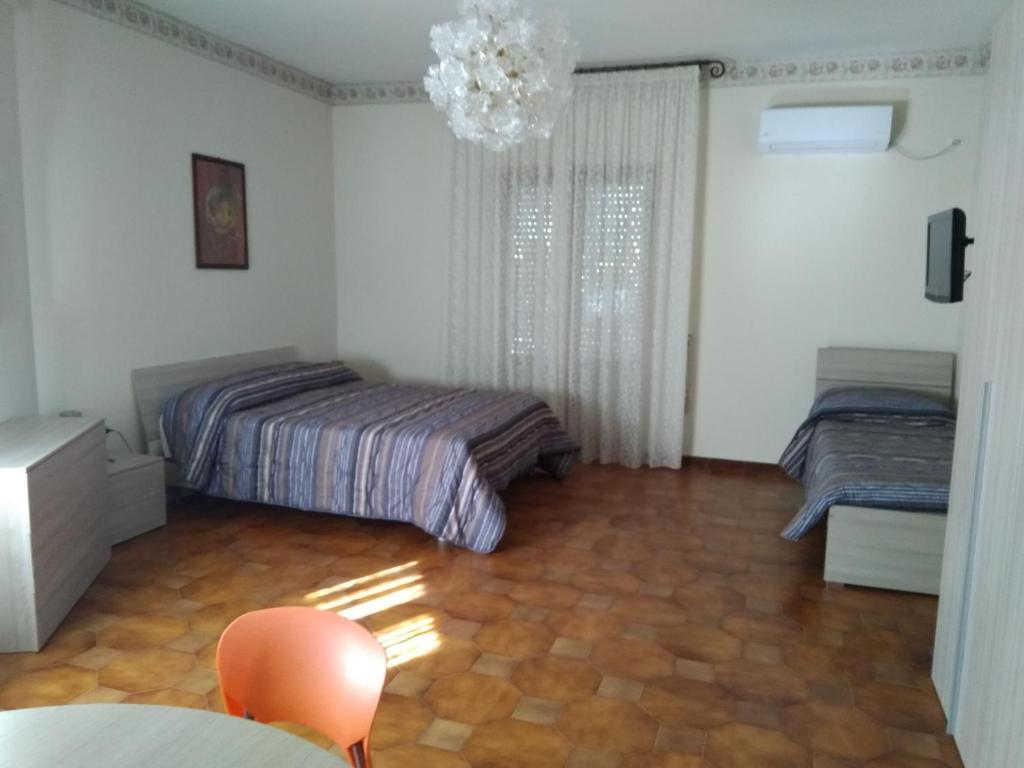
759 105 894 153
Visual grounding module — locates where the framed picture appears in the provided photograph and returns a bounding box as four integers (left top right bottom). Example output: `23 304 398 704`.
191 153 249 269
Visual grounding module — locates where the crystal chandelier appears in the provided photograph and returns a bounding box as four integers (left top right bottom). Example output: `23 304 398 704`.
424 0 578 152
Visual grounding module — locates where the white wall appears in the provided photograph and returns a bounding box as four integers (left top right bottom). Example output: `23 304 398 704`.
933 0 1024 763
332 76 985 462
690 77 984 462
0 1 38 423
333 104 453 384
15 0 338 447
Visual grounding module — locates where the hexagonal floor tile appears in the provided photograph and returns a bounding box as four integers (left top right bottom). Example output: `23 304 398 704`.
463 718 570 768
559 697 658 752
508 581 582 610
855 683 947 733
475 619 554 659
403 635 481 679
443 592 516 623
715 659 809 706
512 656 601 703
589 638 674 681
98 648 194 692
659 623 743 664
424 672 521 724
371 693 434 749
784 701 889 760
705 723 811 768
544 608 624 643
0 665 96 708
97 614 189 651
640 676 736 730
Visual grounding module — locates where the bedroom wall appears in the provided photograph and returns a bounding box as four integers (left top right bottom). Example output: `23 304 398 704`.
0 1 39 423
932 0 1024 762
13 0 338 448
333 74 985 463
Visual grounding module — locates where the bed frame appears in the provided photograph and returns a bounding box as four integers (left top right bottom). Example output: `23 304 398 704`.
131 346 299 456
816 346 955 595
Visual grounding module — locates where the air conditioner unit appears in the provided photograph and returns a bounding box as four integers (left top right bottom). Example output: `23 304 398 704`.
759 105 894 153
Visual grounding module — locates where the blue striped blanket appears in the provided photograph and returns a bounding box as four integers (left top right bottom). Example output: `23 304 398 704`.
779 387 955 540
162 363 579 552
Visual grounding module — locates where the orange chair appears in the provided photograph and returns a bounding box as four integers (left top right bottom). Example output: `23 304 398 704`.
217 606 388 768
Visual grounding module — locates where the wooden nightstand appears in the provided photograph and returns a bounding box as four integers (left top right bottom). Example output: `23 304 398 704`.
106 453 166 545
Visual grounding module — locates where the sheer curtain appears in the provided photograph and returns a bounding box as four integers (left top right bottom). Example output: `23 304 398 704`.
446 67 700 468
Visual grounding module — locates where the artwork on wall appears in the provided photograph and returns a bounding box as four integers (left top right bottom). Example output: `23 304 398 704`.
191 153 248 269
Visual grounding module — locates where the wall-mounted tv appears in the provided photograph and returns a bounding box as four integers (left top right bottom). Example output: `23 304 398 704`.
926 208 973 304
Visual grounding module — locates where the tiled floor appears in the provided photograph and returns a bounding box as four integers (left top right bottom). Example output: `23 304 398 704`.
0 462 961 768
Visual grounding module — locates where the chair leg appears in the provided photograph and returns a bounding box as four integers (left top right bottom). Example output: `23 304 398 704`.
346 739 370 768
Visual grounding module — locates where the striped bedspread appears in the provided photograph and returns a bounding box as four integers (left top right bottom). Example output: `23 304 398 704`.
162 363 579 552
779 387 955 540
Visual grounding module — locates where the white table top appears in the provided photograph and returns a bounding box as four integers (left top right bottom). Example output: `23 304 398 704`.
0 704 346 768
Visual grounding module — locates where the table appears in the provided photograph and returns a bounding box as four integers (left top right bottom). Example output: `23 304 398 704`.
0 704 346 767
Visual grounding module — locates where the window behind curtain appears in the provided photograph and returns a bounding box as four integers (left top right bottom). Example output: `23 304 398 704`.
507 171 653 363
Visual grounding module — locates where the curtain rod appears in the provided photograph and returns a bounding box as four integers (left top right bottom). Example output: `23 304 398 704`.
575 59 727 79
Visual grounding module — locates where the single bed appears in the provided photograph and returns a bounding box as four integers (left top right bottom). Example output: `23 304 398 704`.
779 347 956 595
131 348 579 553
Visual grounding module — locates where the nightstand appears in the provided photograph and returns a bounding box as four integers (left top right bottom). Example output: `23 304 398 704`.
106 453 166 544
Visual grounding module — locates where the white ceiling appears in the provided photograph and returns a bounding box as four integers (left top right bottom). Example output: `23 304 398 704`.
142 0 1007 84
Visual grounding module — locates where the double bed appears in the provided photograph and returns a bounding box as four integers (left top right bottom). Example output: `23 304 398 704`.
131 347 579 553
779 347 956 595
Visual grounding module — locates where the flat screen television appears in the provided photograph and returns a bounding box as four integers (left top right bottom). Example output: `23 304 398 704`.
926 207 972 303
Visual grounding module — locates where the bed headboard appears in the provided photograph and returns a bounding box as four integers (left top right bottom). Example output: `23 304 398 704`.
131 346 299 455
815 347 956 405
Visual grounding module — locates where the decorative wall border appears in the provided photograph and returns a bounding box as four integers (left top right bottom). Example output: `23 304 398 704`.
53 0 335 102
52 0 991 107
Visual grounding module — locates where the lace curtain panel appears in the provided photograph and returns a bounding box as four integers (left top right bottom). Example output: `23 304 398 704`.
446 67 700 468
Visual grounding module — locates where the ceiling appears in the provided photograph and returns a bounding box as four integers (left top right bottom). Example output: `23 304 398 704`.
142 0 1008 84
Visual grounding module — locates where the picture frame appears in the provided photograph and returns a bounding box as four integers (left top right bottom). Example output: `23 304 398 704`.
191 153 249 269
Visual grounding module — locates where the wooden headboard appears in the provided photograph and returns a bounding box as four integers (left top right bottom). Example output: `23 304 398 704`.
131 346 299 455
815 347 956 405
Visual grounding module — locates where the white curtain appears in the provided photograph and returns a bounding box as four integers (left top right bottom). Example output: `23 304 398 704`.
446 67 700 468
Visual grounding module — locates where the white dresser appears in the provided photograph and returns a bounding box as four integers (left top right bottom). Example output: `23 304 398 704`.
0 416 110 652
107 453 166 544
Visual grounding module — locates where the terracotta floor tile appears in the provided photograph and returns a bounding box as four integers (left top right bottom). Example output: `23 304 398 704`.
372 692 434 748
97 614 189 651
735 700 783 729
865 756 949 768
97 648 194 692
641 676 736 730
511 696 563 725
675 658 716 683
655 723 706 755
384 670 433 697
622 752 703 768
545 607 624 642
633 561 699 587
560 697 658 752
571 569 643 595
590 638 674 681
188 600 264 636
887 728 944 761
784 701 889 760
0 665 96 708
659 623 742 664
705 723 812 768
444 592 517 623
463 719 570 768
569 750 624 768
375 743 470 768
508 580 582 609
855 683 947 733
715 659 810 706
475 619 554 658
598 675 645 702
611 596 689 628
419 718 476 752
70 685 128 704
67 645 124 671
550 637 592 659
122 688 206 709
425 672 521 724
404 635 480 679
471 653 518 678
512 656 602 702
511 604 550 622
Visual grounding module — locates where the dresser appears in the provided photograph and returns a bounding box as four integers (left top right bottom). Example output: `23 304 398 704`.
0 416 110 652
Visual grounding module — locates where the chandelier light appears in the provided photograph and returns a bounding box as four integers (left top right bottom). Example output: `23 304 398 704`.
424 0 579 152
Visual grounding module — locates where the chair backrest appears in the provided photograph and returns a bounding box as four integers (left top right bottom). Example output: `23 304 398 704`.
217 607 387 751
